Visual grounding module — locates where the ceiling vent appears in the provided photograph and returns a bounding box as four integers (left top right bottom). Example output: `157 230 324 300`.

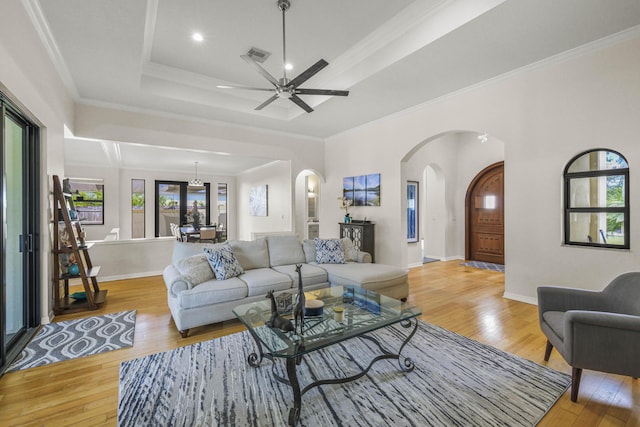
246 47 270 63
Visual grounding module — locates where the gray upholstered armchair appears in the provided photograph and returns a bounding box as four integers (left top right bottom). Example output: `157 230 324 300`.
537 272 640 402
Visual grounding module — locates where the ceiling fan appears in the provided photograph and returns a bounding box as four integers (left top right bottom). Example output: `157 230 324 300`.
216 0 349 113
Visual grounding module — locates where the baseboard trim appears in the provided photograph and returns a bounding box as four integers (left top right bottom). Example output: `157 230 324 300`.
503 292 538 306
100 270 165 282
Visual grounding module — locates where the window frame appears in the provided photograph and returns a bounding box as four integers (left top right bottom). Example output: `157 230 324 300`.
154 180 211 237
68 178 105 225
563 148 629 249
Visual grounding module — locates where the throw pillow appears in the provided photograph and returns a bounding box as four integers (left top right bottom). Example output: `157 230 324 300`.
203 244 244 280
314 238 346 264
341 237 358 262
174 253 215 286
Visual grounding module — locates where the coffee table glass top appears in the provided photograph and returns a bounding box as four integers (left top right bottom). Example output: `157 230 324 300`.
233 286 421 359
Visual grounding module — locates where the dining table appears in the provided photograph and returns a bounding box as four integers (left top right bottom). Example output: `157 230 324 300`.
180 226 217 242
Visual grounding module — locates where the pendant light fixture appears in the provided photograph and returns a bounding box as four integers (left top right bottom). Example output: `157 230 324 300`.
188 161 204 188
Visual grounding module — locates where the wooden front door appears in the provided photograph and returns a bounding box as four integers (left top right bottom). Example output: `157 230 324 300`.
465 162 504 265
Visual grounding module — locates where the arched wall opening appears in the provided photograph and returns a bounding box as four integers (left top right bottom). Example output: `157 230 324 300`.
401 131 505 268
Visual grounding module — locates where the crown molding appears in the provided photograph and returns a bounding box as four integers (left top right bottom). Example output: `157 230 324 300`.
23 0 79 99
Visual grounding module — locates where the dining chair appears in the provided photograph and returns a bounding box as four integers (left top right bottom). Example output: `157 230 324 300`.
198 228 217 243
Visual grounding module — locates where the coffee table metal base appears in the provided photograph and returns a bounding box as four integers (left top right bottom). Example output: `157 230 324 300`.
247 317 419 426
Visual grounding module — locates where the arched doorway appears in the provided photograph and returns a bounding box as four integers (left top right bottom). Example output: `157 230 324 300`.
465 161 504 264
294 170 323 240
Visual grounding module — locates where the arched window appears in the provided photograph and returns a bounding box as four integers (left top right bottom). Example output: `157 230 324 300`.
564 149 629 249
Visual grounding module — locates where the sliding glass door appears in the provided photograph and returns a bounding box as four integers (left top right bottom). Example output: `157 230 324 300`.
1 95 40 374
154 181 211 237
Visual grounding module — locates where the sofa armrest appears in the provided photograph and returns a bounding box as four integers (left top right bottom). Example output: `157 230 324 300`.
355 251 372 263
163 264 193 297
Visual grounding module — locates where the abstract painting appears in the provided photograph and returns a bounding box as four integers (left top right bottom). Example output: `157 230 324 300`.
249 185 268 216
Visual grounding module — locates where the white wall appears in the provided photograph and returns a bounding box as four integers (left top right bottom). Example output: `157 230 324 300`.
325 33 640 303
236 161 293 240
88 238 175 281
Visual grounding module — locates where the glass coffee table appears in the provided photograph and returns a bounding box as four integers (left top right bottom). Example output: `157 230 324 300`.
233 286 422 426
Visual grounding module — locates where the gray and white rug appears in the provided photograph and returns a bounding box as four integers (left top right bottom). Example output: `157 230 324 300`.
118 321 569 426
7 310 136 372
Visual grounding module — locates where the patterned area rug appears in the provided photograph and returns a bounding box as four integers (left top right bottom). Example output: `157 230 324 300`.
7 310 136 372
118 321 569 426
462 260 505 272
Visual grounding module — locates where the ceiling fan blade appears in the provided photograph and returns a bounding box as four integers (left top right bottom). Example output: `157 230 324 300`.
289 94 314 113
295 88 349 96
241 54 280 87
217 84 275 92
255 94 279 110
287 59 329 88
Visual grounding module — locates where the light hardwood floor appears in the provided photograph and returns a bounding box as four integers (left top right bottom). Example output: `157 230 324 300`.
0 261 638 426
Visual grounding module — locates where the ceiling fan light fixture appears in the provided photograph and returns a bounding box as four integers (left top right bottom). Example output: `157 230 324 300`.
220 0 349 113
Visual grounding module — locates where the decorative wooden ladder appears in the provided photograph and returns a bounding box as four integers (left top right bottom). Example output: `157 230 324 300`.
52 175 106 314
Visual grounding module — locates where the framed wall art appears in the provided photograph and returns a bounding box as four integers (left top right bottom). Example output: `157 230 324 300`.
249 184 268 216
407 181 418 242
342 173 380 207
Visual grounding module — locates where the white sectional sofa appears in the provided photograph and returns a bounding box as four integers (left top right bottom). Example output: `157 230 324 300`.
163 235 408 337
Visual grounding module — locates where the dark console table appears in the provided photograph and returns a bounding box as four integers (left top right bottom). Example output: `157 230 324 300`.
340 222 375 262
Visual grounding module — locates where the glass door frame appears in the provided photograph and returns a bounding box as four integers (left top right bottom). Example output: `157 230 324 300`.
154 180 211 237
0 95 41 374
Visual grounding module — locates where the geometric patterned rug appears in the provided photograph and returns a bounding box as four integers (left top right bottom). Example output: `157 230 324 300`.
462 260 505 273
118 320 569 426
6 310 136 372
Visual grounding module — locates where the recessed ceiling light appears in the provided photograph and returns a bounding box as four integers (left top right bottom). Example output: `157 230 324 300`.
284 63 293 71
192 32 204 42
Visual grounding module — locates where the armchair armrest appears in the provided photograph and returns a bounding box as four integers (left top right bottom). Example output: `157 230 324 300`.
567 310 640 332
537 286 605 314
563 310 640 375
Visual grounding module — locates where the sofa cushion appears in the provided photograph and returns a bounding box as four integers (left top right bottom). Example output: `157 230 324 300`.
315 238 346 264
272 264 329 287
543 311 566 340
203 244 244 280
319 263 407 293
239 268 292 297
178 277 247 309
174 253 215 286
267 235 306 267
302 239 316 263
228 238 269 270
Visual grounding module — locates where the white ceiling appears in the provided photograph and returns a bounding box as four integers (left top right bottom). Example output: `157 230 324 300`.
30 0 640 174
